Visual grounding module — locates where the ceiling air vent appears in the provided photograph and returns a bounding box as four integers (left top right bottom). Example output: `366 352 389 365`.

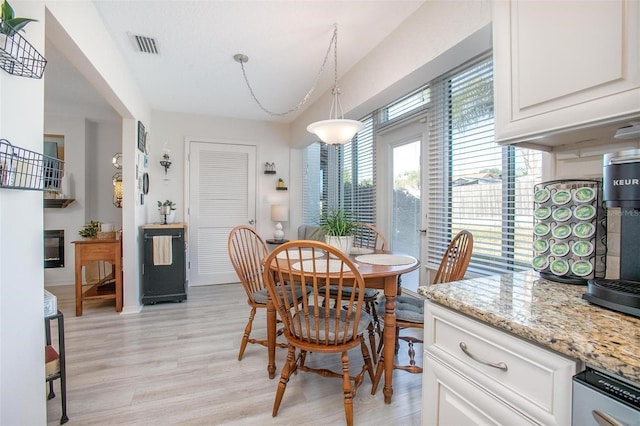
129 33 159 54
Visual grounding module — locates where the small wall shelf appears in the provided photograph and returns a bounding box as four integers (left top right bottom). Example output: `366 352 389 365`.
0 25 47 79
44 199 75 209
264 170 276 174
276 187 288 191
1 139 63 191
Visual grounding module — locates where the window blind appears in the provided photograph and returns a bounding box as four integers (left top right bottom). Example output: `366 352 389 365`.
340 115 376 225
303 115 376 226
427 54 542 275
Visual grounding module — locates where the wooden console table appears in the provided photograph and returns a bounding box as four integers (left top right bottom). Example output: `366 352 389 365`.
72 239 122 316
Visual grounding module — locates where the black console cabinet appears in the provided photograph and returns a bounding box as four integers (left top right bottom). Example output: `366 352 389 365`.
141 225 187 304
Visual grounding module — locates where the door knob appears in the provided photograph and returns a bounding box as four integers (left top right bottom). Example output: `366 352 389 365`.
249 219 255 225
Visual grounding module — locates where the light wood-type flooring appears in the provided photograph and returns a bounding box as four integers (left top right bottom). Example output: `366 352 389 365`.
45 283 423 425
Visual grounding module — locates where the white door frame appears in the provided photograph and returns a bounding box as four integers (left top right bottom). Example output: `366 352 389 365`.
377 118 428 291
184 138 257 286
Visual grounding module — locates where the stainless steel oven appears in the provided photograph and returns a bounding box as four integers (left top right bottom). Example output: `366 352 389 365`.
572 367 640 426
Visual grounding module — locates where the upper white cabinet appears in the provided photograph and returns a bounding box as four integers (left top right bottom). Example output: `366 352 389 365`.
492 0 640 148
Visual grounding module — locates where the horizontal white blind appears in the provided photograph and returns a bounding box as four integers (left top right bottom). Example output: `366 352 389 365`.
427 54 542 275
340 115 375 225
379 86 430 128
302 143 322 224
304 116 376 227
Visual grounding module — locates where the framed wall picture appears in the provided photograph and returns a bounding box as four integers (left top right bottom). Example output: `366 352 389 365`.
137 121 146 153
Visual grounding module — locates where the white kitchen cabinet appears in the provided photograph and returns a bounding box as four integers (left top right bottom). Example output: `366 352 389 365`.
492 0 640 148
423 301 579 426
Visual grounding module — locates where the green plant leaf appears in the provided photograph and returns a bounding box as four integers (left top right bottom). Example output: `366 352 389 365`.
1 0 15 22
3 17 37 33
319 208 354 237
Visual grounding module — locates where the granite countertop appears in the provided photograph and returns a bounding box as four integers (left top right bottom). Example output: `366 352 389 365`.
418 270 640 384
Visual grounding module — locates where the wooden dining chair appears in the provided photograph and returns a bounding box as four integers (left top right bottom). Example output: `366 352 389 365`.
263 240 375 426
323 222 387 362
371 230 473 394
228 225 309 360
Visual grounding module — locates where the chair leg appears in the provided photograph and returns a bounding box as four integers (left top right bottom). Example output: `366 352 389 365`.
360 335 375 384
238 307 256 361
364 301 378 364
272 345 296 417
371 351 385 395
370 300 383 350
341 351 354 426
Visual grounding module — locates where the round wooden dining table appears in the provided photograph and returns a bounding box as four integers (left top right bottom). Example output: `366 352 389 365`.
265 248 420 404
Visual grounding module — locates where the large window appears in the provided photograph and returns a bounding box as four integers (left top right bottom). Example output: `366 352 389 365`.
304 51 542 276
426 54 541 275
303 115 376 225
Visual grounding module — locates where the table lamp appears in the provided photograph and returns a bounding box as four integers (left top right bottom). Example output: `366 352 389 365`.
270 204 289 241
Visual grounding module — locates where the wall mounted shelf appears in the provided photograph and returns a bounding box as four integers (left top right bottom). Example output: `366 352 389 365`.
0 24 47 79
276 187 288 191
44 199 75 209
1 139 63 191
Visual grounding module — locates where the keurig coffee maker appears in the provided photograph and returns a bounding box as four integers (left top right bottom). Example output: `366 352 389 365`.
583 150 640 318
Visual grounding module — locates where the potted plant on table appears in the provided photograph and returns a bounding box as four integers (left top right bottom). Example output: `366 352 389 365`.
78 221 101 239
157 200 176 224
319 208 355 255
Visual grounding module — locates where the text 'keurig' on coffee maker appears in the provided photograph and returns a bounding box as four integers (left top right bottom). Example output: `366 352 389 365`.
583 149 640 318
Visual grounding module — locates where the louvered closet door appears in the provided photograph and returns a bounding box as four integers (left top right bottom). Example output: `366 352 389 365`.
188 141 256 286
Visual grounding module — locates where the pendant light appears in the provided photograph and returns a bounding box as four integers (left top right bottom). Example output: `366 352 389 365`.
234 24 363 144
307 27 364 145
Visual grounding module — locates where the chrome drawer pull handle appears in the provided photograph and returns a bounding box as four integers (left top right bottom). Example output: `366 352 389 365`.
459 342 508 371
592 410 623 426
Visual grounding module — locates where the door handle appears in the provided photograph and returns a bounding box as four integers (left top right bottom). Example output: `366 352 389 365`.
419 229 427 233
248 219 255 225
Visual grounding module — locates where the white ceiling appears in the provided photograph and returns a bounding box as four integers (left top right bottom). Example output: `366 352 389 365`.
45 1 426 123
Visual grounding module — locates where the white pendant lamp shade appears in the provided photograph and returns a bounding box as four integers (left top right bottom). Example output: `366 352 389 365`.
307 118 365 145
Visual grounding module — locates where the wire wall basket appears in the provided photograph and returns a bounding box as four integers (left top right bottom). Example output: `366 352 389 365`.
0 139 63 191
0 22 47 79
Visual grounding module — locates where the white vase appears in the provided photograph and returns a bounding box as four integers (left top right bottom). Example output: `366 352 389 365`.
325 235 353 256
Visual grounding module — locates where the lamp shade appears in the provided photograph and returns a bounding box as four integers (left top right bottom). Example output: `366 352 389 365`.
307 119 364 145
271 204 289 222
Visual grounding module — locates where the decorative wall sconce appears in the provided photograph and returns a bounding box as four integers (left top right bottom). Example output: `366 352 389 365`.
264 162 276 174
111 153 123 208
112 172 123 208
160 153 172 174
276 178 287 191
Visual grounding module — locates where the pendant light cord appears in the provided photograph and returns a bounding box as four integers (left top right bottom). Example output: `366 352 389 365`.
236 25 339 117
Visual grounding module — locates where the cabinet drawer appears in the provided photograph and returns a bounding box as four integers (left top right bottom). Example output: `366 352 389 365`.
425 301 577 425
423 353 537 426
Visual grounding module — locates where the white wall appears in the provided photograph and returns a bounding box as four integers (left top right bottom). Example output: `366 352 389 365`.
150 110 291 239
43 116 121 285
0 3 46 424
45 0 152 315
1 0 151 420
